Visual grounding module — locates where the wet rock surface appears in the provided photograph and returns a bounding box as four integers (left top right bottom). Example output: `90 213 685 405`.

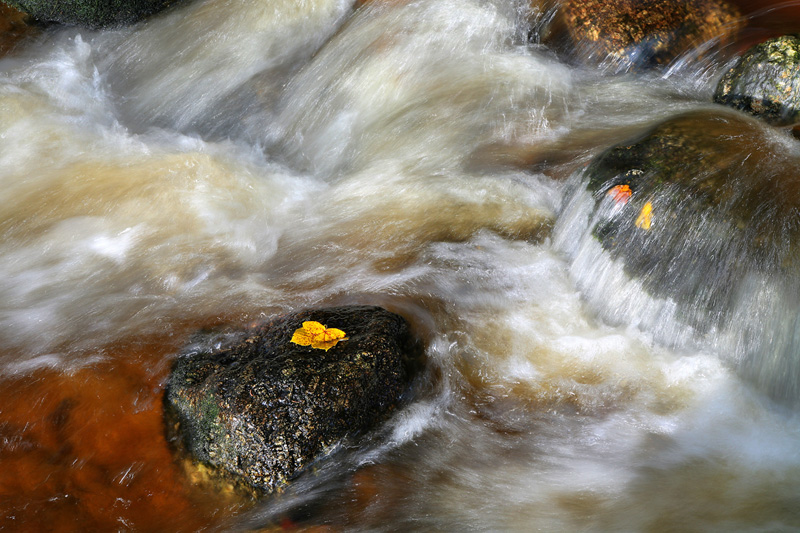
0 3 36 57
578 110 800 329
715 34 800 125
164 305 422 496
562 0 742 70
2 0 184 28
565 109 800 403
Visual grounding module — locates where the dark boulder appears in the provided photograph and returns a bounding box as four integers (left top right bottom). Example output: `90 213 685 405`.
562 0 742 71
559 110 800 403
715 34 800 126
164 305 422 496
577 110 800 324
1 0 184 28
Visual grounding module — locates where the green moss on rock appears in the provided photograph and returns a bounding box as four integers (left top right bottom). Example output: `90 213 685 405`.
582 110 800 326
566 109 800 404
715 34 800 126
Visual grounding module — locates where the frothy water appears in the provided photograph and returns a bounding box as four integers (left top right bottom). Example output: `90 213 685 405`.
2 0 800 530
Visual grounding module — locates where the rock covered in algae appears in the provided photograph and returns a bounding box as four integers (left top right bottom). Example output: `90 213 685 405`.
1 0 184 28
164 305 422 496
562 0 742 70
715 34 800 126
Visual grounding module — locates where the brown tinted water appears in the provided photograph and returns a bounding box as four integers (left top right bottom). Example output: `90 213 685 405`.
0 332 248 531
731 0 800 47
3 0 800 531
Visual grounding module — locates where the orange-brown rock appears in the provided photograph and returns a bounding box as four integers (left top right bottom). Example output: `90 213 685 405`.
0 2 37 57
562 0 743 71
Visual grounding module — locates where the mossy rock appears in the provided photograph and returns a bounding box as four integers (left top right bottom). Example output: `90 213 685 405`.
580 110 800 328
562 0 742 71
164 305 422 496
715 34 800 126
1 0 183 28
567 109 800 402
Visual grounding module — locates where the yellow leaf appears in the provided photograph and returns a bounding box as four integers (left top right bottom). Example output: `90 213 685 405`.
635 201 653 230
291 321 348 351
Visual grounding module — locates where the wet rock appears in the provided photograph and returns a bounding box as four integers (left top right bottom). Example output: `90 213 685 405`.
354 0 408 7
0 3 37 57
579 110 800 318
1 0 184 28
525 0 564 46
714 35 800 126
562 0 742 71
563 109 800 402
164 305 422 496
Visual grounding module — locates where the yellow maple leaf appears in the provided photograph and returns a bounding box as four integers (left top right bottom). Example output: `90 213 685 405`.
635 201 653 230
291 321 348 351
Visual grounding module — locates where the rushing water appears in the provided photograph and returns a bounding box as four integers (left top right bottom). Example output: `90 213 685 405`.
3 0 800 530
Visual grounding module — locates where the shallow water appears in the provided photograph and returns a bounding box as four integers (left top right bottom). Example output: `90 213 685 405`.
2 0 800 530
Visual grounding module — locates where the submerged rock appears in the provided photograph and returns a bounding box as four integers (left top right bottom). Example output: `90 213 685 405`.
2 0 184 28
561 109 800 402
164 305 422 496
714 35 800 126
562 0 742 70
581 110 800 319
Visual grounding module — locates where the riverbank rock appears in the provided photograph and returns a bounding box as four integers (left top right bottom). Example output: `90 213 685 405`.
560 109 800 403
579 110 799 317
714 34 800 126
164 305 422 496
562 0 742 71
0 3 36 56
1 0 184 28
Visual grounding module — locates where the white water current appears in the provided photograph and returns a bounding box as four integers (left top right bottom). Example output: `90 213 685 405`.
2 0 800 530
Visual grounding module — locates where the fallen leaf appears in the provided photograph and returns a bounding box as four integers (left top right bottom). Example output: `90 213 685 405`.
607 184 632 205
635 201 653 230
291 321 348 351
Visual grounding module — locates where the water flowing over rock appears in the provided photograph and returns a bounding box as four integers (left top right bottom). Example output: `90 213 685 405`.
354 0 407 7
715 34 800 126
7 0 800 529
562 0 742 70
558 110 800 403
164 305 422 496
2 0 185 28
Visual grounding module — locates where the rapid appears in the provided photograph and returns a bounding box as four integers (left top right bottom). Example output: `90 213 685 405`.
2 0 800 530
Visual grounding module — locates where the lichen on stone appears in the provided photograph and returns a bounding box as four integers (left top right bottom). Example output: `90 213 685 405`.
715 34 800 125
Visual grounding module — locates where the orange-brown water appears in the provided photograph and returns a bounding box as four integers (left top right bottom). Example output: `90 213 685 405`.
0 331 249 531
4 0 800 531
731 0 800 47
